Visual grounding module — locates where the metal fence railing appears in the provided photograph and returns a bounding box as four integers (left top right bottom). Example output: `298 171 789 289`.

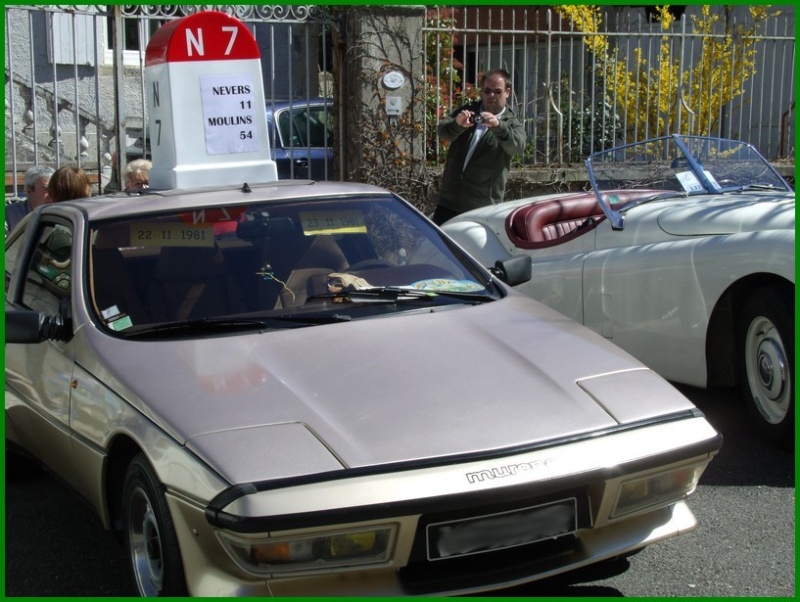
5 5 795 201
423 5 795 167
4 4 333 196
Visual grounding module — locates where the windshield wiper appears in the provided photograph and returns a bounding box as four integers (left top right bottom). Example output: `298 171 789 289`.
310 286 492 304
123 317 271 337
349 287 439 302
123 315 352 337
262 314 353 325
734 183 786 191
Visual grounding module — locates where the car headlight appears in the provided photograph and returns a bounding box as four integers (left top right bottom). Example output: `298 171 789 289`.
218 525 397 575
611 463 705 519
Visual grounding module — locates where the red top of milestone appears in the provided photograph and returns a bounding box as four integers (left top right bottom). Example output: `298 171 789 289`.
145 11 260 65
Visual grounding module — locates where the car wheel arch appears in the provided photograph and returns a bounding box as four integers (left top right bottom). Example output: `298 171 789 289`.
705 274 794 389
737 280 795 448
105 435 145 536
123 452 189 596
103 428 231 538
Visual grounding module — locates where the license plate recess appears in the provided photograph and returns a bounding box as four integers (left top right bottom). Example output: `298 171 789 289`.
426 498 577 561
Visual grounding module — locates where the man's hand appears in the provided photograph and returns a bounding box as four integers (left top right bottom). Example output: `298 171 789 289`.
480 112 500 128
456 110 499 128
455 110 474 128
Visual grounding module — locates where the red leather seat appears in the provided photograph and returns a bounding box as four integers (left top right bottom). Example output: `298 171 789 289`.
507 193 604 247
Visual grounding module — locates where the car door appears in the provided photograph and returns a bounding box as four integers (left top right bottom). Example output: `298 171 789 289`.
580 212 711 385
273 103 334 180
5 217 77 477
513 231 599 325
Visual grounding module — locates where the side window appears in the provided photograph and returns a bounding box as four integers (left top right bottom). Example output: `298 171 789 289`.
277 110 300 148
21 224 73 315
277 106 333 148
292 107 332 148
5 234 26 294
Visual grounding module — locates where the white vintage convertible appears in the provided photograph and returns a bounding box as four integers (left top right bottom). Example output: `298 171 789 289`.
443 135 795 447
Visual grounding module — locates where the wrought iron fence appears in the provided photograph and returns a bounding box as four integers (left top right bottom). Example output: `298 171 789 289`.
423 5 795 167
4 4 795 200
4 4 334 196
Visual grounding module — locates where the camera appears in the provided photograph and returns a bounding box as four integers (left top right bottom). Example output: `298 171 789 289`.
469 114 484 124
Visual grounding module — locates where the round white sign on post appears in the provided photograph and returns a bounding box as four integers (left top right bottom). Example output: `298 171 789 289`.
144 11 278 190
382 70 406 90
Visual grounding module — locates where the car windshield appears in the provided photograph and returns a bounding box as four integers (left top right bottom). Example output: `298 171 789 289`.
585 135 792 226
89 194 498 337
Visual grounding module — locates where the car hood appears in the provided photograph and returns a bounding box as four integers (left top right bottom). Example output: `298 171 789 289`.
656 193 794 236
86 296 695 484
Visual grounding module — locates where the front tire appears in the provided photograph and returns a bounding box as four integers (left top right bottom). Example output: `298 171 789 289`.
122 453 188 596
739 286 794 448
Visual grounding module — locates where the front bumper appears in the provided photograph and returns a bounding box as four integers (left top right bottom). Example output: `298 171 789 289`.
167 415 720 596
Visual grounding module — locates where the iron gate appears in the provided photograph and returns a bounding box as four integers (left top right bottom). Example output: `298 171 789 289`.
5 5 795 200
4 4 335 196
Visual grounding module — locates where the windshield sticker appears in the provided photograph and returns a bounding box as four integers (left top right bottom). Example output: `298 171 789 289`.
409 279 484 292
130 223 215 247
108 315 134 331
675 170 704 193
300 210 367 236
101 305 121 320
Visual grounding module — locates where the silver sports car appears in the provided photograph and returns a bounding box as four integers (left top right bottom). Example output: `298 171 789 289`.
5 180 721 596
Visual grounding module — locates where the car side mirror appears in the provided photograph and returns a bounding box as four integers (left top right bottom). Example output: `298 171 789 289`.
491 255 531 286
5 310 72 344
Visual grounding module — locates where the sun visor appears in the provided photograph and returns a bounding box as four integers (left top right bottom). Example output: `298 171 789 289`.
144 10 278 190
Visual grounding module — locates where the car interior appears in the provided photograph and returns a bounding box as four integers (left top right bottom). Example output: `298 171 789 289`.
89 200 465 330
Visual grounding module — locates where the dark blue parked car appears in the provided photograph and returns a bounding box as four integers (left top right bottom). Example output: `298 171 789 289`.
266 98 334 180
108 98 334 190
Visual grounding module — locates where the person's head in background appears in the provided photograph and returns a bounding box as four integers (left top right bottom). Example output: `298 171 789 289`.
123 159 152 192
48 166 93 202
24 165 55 208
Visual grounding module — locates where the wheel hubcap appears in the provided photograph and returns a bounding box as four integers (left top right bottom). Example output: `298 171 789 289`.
757 342 782 395
129 488 164 596
746 316 790 424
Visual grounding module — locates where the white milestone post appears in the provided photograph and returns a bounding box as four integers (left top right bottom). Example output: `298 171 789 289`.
144 11 278 190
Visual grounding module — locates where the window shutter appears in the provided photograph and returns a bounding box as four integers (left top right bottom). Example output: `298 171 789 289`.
49 13 97 66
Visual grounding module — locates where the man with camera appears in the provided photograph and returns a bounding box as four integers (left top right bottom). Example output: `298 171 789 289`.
432 68 526 226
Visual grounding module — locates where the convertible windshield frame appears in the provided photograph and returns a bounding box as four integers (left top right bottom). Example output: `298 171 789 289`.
585 134 793 230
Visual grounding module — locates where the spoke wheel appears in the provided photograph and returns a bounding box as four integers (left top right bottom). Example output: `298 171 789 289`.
123 453 188 596
740 287 794 448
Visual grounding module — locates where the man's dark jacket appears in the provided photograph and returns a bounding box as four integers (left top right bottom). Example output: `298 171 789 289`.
436 101 526 214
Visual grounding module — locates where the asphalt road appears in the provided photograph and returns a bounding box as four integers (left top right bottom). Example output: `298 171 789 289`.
4 385 795 597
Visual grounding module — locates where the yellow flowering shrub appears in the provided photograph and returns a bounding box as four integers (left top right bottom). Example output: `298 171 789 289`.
557 5 777 139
